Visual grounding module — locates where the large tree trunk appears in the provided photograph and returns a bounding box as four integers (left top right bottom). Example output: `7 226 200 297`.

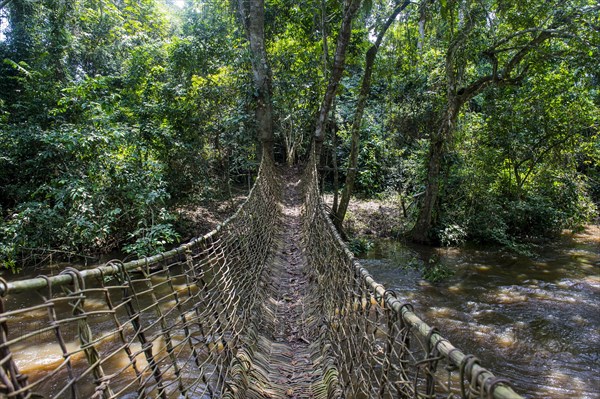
410 131 444 243
331 116 340 215
332 47 375 231
313 0 362 159
237 0 274 159
410 97 460 243
333 0 410 231
410 19 558 243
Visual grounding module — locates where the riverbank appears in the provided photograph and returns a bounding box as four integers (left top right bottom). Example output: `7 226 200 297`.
324 194 600 248
359 227 600 398
173 193 247 242
564 224 600 245
322 194 409 238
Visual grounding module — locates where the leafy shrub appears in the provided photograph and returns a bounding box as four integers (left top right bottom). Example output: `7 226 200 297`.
438 224 467 247
397 251 454 283
0 124 179 270
123 220 180 258
348 236 374 255
422 261 454 283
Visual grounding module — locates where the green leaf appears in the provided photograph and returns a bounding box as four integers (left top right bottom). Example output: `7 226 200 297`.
361 0 373 17
440 0 448 20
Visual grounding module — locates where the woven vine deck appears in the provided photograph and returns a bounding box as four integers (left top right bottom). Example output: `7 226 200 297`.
0 152 522 399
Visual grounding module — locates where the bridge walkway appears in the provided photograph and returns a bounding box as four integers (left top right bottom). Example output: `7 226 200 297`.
0 155 525 399
239 168 318 398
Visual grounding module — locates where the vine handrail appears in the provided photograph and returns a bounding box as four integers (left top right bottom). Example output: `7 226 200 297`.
0 151 524 399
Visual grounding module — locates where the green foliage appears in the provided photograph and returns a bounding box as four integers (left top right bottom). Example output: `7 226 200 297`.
438 224 467 247
422 258 454 283
0 0 260 270
435 61 599 247
123 220 180 258
0 124 179 268
0 0 598 272
397 251 454 283
343 0 600 249
348 236 374 256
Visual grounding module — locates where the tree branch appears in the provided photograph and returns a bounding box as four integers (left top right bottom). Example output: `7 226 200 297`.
458 74 493 101
333 0 412 228
521 134 574 188
502 30 552 78
489 27 548 51
458 26 555 102
313 0 362 147
373 0 411 49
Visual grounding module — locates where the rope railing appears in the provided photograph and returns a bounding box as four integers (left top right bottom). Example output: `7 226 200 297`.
301 148 523 399
0 148 524 399
0 156 283 398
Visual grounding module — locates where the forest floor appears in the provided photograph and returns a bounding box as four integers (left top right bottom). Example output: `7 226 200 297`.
174 191 409 241
173 192 247 241
174 188 598 249
563 223 600 245
322 193 409 238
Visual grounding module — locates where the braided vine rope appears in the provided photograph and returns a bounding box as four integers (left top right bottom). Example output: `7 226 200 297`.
0 156 284 398
301 148 523 399
0 150 523 399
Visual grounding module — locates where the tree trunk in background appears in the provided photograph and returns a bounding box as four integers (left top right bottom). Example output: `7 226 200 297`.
410 99 459 243
333 0 410 232
313 0 362 159
410 17 558 242
237 0 274 159
417 0 427 51
332 117 340 215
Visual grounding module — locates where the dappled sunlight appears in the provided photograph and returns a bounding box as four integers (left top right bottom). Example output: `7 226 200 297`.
0 0 597 397
426 306 456 318
516 273 529 281
554 267 568 274
570 314 589 327
417 279 432 287
495 327 518 348
566 225 600 245
365 232 600 398
488 287 529 304
580 262 597 271
536 368 598 399
466 322 493 338
475 264 492 272
13 340 85 375
581 275 600 288
532 261 548 269
556 279 573 289
81 296 111 311
447 283 463 293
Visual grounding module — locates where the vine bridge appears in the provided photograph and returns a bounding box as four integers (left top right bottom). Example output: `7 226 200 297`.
0 151 522 399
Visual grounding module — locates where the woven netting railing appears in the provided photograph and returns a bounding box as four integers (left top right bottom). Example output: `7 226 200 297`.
301 150 524 399
0 156 283 399
0 149 525 399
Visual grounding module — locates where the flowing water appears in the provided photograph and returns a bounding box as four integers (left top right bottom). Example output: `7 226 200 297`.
2 228 598 398
360 227 600 399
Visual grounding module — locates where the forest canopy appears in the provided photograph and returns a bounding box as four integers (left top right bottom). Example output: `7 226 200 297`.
0 0 598 270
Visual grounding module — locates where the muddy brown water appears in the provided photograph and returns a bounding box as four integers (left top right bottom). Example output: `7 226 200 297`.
2 264 207 397
2 228 598 398
360 229 600 399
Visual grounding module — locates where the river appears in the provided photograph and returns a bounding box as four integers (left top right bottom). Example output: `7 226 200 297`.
359 227 600 399
1 227 598 398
